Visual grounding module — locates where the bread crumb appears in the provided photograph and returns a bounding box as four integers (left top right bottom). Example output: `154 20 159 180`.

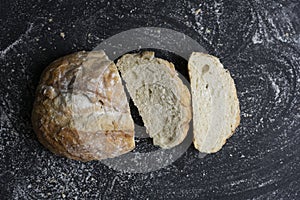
195 8 201 15
205 28 211 34
60 32 65 39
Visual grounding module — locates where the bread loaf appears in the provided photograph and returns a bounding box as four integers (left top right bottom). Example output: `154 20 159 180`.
188 52 240 153
31 51 135 161
117 51 192 149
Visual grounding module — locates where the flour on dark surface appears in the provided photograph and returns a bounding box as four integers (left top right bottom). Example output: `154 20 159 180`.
0 0 299 199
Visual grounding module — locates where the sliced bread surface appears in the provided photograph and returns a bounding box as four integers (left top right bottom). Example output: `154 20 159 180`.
188 52 240 153
117 51 192 148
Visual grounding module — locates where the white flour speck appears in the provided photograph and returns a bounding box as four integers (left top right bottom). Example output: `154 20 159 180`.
252 31 264 44
268 75 280 99
60 32 65 38
0 23 34 58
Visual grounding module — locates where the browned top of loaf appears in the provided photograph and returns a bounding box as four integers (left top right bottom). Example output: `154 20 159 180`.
31 51 134 161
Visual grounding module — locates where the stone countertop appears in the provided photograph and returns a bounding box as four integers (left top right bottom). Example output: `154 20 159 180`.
0 0 299 199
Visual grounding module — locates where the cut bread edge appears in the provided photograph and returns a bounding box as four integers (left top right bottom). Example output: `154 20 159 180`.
188 52 240 153
116 51 192 149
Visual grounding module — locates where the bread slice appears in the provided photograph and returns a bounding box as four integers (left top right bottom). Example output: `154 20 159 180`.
188 52 240 153
117 51 192 148
32 51 135 161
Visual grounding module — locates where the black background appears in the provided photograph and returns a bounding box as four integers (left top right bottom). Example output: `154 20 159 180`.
0 0 299 199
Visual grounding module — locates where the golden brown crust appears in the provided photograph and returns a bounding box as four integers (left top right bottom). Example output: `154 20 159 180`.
32 51 135 161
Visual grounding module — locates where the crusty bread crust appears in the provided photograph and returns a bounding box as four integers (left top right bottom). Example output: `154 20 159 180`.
32 51 135 161
188 52 240 153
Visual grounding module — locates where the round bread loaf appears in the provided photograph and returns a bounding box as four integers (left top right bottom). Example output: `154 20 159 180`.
32 51 135 161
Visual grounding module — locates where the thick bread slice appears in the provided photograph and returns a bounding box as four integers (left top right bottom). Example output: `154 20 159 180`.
117 51 192 148
32 51 135 161
188 52 240 153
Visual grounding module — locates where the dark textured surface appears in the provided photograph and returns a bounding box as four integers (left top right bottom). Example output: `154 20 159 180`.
1 0 300 199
